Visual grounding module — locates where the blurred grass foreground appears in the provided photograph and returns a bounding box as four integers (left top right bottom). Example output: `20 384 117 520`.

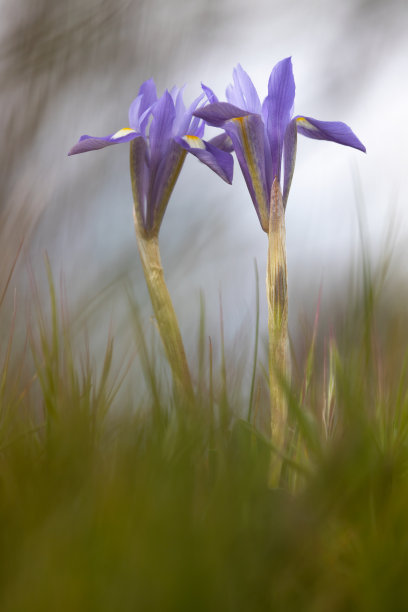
1 236 408 611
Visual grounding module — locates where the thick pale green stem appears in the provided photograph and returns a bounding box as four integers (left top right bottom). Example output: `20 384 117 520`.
133 215 194 404
266 179 289 485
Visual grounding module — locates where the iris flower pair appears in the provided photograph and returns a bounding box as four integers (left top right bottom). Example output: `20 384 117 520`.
69 59 365 453
69 58 365 234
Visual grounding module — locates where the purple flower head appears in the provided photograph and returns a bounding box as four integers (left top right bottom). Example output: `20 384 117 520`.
69 79 233 236
195 58 366 232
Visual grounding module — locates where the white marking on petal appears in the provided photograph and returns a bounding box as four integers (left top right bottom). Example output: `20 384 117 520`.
183 135 206 149
296 117 319 132
111 127 136 140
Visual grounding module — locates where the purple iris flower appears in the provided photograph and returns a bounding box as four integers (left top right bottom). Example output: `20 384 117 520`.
194 58 366 232
68 79 233 235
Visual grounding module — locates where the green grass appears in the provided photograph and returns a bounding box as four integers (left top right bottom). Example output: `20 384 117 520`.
1 246 408 611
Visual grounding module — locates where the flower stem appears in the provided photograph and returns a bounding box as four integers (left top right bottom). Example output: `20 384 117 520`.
266 179 289 485
133 217 194 404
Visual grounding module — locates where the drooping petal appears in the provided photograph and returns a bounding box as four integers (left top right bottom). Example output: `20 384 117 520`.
296 116 366 152
177 135 233 184
201 83 218 104
68 128 139 155
208 132 234 153
264 57 296 182
224 114 269 231
226 64 262 114
282 119 297 209
194 102 250 127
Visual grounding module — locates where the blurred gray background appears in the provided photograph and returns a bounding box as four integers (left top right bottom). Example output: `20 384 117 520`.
1 0 407 386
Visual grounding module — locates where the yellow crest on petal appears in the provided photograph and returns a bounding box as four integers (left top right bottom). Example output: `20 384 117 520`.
111 127 136 140
296 117 318 131
183 135 206 150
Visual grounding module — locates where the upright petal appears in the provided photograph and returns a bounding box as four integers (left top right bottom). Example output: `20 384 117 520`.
128 78 157 133
138 78 158 109
149 91 176 164
193 120 205 139
68 128 139 155
226 64 262 114
295 116 366 152
201 83 218 104
138 79 158 133
177 135 233 184
174 92 205 138
194 102 250 127
224 114 269 231
173 87 187 126
128 96 142 131
265 57 296 182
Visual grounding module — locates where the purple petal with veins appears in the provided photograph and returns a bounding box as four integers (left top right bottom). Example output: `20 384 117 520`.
265 57 296 182
282 119 297 209
129 78 157 133
177 135 233 184
149 91 175 165
201 83 218 104
224 114 269 230
194 102 250 127
296 116 366 152
68 129 139 155
174 92 205 137
226 64 262 115
208 132 234 153
130 136 149 226
148 140 186 231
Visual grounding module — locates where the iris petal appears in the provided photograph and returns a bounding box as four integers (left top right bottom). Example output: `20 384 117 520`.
68 130 139 155
128 78 157 133
173 87 187 127
225 114 269 231
128 96 142 131
265 57 296 182
149 91 176 164
194 102 250 127
226 64 262 114
130 136 149 229
177 135 233 184
282 119 297 209
174 92 205 138
149 140 186 232
201 83 218 104
208 132 234 153
296 116 366 152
